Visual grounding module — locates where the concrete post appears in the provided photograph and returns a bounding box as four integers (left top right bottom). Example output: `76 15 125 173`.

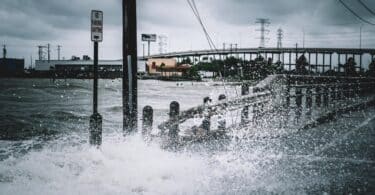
169 101 180 139
218 94 226 131
142 106 153 137
316 86 321 107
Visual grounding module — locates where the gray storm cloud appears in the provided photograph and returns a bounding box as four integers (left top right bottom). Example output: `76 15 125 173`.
0 0 374 65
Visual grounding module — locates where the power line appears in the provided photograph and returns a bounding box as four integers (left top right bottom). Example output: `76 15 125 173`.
338 0 375 25
187 0 217 50
357 0 375 16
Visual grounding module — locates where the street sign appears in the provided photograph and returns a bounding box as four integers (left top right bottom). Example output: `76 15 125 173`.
141 34 157 42
91 10 103 42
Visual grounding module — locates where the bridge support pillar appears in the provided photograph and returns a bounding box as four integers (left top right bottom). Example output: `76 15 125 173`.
329 53 332 71
315 52 318 73
322 53 325 73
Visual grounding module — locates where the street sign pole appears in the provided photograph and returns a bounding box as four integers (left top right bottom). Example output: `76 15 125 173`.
89 10 103 146
123 0 138 134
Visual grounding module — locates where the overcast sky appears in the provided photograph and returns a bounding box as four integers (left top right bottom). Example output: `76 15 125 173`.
1 0 375 67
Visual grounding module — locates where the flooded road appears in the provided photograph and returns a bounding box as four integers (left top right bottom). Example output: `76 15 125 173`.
0 78 374 194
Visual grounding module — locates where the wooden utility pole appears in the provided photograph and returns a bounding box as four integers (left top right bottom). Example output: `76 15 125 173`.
123 0 138 133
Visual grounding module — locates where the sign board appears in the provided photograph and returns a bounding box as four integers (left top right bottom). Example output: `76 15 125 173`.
91 10 103 42
141 34 157 42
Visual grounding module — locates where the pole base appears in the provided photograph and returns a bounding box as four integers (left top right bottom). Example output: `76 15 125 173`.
89 113 103 146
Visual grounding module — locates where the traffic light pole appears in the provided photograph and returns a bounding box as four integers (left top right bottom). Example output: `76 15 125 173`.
122 0 138 134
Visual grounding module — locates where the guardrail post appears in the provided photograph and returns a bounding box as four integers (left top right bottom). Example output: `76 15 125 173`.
142 106 153 138
201 97 211 132
337 83 342 100
240 83 249 125
306 87 312 109
295 87 302 109
331 85 336 101
241 106 249 125
344 81 350 98
295 87 302 122
218 94 226 131
169 101 180 139
316 86 321 107
323 86 329 107
241 83 249 95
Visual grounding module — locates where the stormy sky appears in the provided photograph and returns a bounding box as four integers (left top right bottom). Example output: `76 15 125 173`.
1 0 375 67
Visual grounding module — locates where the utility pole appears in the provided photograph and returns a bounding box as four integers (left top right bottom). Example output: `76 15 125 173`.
223 43 226 50
57 45 62 60
302 28 305 48
255 18 270 48
2 45 6 59
277 28 283 49
30 55 33 69
158 35 167 54
37 45 47 61
123 0 138 133
360 26 362 49
142 43 145 58
47 43 51 62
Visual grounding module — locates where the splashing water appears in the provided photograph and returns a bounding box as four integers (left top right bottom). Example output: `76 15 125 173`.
0 78 374 194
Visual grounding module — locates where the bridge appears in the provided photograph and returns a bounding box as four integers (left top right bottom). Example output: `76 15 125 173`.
141 47 375 73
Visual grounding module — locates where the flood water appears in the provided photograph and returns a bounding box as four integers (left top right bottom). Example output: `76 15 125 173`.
0 78 374 194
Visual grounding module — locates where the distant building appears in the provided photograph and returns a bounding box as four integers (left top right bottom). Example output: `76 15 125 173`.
0 58 24 76
146 58 190 76
35 58 122 72
34 57 146 78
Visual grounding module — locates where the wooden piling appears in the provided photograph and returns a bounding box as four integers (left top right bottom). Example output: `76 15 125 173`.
169 101 180 138
316 86 321 107
218 94 226 130
142 106 153 137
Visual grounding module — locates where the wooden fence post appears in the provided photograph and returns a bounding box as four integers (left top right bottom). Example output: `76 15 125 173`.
241 83 249 125
241 83 249 95
201 97 211 132
323 86 329 107
316 86 321 107
142 106 153 138
218 94 226 131
169 101 180 139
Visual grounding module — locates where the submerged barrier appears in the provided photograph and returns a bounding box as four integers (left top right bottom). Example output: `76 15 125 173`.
141 74 375 143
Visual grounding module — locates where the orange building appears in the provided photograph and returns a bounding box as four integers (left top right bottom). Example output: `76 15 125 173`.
146 58 190 76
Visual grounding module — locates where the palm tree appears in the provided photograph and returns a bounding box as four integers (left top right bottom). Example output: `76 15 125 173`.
160 62 166 77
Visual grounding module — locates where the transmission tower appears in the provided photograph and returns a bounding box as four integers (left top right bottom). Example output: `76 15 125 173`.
158 35 168 54
277 28 283 48
47 43 51 62
2 45 6 59
57 45 62 60
255 18 270 48
37 45 47 61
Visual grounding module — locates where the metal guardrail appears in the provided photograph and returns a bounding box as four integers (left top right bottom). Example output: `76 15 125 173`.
141 75 375 143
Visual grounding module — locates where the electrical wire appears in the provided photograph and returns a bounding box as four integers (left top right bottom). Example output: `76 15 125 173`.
187 0 217 50
338 0 375 25
357 0 375 16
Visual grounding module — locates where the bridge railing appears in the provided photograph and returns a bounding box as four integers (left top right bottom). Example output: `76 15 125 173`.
141 75 375 142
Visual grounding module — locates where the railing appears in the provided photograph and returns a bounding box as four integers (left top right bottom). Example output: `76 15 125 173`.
141 75 375 143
